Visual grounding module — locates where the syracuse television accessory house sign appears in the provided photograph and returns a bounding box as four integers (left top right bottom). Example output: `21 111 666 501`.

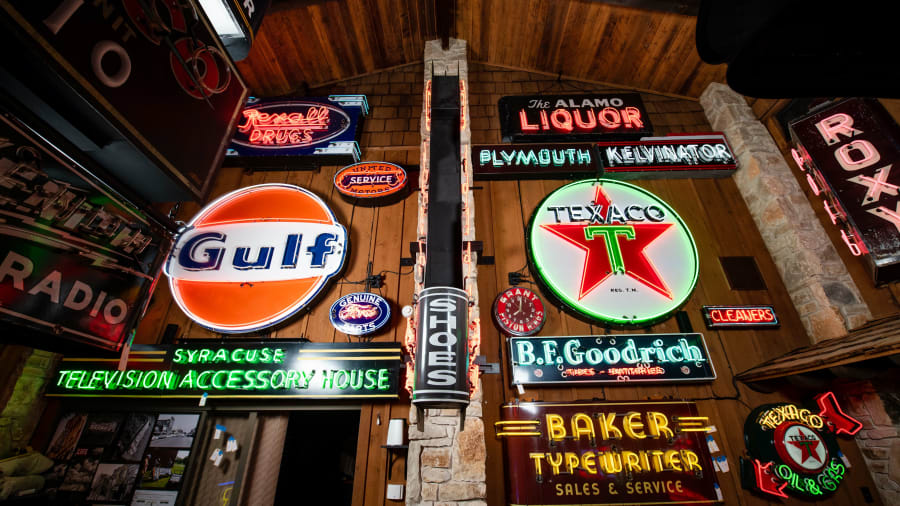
165 184 347 333
496 401 719 506
527 179 699 326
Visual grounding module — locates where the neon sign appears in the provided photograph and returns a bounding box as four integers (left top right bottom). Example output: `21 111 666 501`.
333 161 408 203
226 96 367 166
498 94 652 143
790 98 900 283
599 133 737 179
46 342 402 399
164 184 347 334
701 305 779 329
329 292 391 336
742 392 862 499
509 334 715 385
527 179 698 326
496 401 719 505
473 143 601 180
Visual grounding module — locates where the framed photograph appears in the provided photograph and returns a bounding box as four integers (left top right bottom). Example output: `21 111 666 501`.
131 489 178 506
111 413 157 462
59 447 102 492
150 414 199 449
86 462 140 501
45 412 87 460
139 448 190 489
78 414 124 447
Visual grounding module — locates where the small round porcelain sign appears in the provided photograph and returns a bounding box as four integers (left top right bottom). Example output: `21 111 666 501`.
165 184 347 333
330 292 391 335
527 179 698 326
334 162 407 199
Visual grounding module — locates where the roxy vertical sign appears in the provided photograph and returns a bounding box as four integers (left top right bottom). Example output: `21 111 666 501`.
790 99 900 283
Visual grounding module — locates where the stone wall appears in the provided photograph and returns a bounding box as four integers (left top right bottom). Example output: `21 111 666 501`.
700 83 871 341
840 381 900 505
0 346 59 457
405 39 487 506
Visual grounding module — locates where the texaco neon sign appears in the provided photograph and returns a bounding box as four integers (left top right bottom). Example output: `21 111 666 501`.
527 179 698 326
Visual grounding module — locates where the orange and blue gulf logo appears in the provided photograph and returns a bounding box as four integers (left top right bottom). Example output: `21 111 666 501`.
333 162 407 198
164 184 347 333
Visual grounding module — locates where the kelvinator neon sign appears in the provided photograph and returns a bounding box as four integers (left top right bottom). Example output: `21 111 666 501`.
46 342 403 399
742 392 862 499
496 401 719 505
527 179 699 326
509 334 715 385
164 184 347 333
701 305 778 329
599 133 737 179
790 98 900 283
498 94 653 143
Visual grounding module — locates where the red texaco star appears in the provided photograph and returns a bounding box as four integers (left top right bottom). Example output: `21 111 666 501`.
541 185 673 300
787 437 823 465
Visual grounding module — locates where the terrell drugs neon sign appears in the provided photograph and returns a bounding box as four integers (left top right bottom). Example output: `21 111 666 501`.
496 401 719 505
46 342 402 399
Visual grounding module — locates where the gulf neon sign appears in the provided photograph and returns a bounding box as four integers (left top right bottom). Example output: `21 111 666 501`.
164 184 347 333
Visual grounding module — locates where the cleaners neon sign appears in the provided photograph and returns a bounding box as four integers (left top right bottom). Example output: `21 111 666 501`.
701 305 778 329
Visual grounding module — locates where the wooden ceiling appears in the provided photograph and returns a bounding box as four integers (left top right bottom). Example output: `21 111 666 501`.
237 0 726 98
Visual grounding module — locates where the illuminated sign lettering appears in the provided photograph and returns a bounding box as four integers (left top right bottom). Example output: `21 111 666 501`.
742 393 862 499
412 286 470 408
790 98 900 283
527 179 698 326
164 184 347 334
472 143 601 180
701 305 778 329
496 401 719 505
329 292 391 335
226 96 367 166
46 342 402 399
509 334 715 385
333 162 408 202
599 133 737 179
499 94 652 143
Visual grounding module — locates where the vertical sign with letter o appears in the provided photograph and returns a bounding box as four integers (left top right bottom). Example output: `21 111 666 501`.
413 286 470 408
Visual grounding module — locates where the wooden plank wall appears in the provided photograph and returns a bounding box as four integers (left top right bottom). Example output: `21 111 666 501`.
468 65 882 505
745 97 900 320
135 63 424 506
137 63 883 505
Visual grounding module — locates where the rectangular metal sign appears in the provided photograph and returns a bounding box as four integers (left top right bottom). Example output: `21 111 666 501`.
701 305 779 329
0 113 169 351
224 96 367 168
790 98 900 284
599 133 737 179
508 334 716 385
472 143 601 180
497 400 720 506
498 93 652 143
46 342 403 399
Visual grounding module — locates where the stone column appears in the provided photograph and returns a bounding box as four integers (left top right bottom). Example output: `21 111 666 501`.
700 83 871 342
406 38 487 506
0 347 59 457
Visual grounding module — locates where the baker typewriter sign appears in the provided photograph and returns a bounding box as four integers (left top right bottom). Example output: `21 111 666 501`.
0 113 169 351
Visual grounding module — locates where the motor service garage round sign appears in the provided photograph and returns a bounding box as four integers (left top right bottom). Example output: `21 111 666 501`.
527 179 698 326
165 184 347 333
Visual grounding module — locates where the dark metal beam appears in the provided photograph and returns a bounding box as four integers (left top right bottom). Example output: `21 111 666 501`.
435 0 453 49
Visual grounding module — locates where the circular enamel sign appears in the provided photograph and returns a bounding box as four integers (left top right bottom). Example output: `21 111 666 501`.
329 292 392 335
165 184 347 333
775 422 829 474
493 287 545 336
527 179 698 326
334 162 408 199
